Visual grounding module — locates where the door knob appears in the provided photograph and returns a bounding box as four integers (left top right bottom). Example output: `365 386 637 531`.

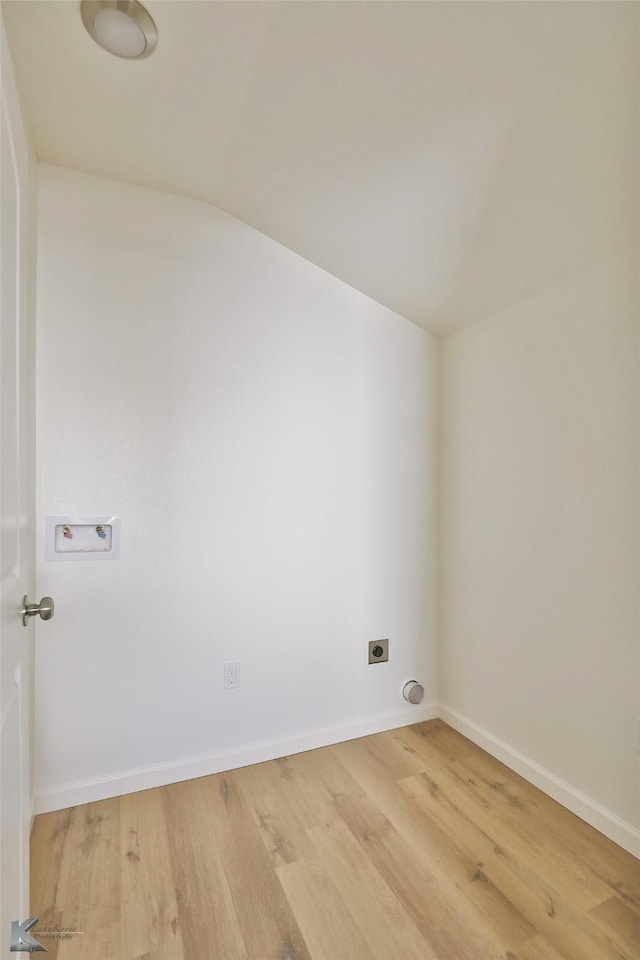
22 596 55 627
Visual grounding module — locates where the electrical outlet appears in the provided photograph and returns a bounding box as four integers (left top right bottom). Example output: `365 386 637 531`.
223 660 240 690
368 639 389 664
636 718 640 753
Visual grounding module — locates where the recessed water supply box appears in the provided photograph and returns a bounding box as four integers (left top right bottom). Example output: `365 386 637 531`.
45 516 121 561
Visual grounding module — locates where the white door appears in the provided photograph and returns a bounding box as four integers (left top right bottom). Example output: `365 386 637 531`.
0 20 37 958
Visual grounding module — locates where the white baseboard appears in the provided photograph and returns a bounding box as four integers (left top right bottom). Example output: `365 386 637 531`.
439 704 640 859
34 702 439 814
34 700 639 860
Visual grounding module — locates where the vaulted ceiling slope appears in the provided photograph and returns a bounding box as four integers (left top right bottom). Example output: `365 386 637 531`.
3 1 638 334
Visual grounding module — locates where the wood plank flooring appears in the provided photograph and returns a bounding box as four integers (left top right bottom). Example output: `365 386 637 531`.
30 720 640 959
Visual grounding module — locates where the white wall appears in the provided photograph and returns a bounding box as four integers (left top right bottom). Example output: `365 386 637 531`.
34 165 438 811
440 250 639 847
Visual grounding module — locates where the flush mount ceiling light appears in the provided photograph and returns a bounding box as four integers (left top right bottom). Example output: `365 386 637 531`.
81 0 157 59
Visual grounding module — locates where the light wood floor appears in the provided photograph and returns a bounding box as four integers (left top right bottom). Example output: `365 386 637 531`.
31 720 639 959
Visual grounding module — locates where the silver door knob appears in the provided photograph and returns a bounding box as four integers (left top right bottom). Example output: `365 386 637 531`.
22 595 55 627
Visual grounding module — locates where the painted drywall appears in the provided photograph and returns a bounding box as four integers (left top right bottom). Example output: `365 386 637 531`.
440 250 639 835
34 165 438 810
6 2 639 334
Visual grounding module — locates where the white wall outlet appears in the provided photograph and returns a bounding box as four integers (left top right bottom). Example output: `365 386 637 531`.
223 660 240 690
636 718 640 753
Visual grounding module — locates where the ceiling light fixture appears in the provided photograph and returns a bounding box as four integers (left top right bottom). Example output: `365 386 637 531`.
80 0 157 59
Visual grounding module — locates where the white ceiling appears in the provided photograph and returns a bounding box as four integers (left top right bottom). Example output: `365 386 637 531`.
3 0 638 335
